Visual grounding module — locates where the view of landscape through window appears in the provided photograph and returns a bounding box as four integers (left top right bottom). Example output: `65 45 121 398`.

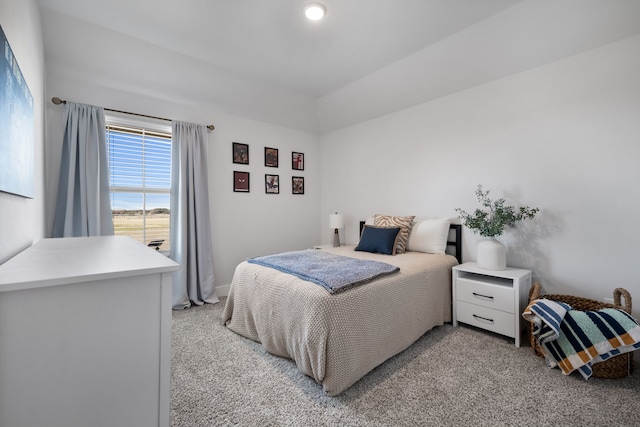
106 124 172 251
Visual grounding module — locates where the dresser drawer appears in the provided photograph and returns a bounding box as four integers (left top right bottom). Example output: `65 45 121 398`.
456 301 515 338
456 277 514 313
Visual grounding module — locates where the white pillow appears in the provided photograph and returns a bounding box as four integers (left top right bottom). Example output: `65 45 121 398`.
406 218 451 254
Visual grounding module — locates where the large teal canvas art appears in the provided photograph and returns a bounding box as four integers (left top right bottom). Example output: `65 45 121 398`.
0 24 34 198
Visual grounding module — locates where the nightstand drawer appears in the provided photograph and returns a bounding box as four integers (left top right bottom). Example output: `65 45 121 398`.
456 277 514 313
456 301 515 338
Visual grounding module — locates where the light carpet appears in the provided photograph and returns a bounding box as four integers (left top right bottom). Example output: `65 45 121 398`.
171 300 640 426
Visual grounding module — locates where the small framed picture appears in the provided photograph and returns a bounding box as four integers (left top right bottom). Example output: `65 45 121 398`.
265 147 278 167
233 171 250 192
233 142 249 164
292 152 304 170
292 176 304 195
265 174 279 194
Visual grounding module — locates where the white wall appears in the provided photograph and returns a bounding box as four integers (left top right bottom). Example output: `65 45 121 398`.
44 77 320 294
317 0 640 133
0 0 45 264
320 35 640 318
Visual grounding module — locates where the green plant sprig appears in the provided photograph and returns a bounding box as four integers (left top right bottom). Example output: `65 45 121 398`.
455 185 539 237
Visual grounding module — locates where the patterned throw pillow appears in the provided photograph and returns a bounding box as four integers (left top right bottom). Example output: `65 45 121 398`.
373 214 415 254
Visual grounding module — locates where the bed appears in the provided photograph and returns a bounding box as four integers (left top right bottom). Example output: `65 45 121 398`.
222 219 462 396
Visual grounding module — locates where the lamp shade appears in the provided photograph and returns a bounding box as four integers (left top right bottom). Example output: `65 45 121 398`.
329 213 344 229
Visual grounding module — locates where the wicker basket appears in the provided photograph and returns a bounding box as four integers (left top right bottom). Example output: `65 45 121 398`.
527 283 634 379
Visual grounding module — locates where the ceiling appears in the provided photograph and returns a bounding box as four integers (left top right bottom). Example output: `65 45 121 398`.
36 0 640 133
37 0 521 97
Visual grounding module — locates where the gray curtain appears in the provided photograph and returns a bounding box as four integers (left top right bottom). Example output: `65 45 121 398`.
53 102 113 237
170 121 218 309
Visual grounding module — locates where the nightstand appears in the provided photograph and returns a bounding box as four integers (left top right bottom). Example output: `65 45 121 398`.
452 262 531 347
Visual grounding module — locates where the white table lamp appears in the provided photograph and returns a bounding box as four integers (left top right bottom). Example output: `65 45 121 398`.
329 213 344 247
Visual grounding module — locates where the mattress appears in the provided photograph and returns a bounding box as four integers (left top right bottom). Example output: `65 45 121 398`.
222 245 458 396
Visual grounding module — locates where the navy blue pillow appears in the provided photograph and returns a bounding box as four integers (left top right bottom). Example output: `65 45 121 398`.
355 226 401 255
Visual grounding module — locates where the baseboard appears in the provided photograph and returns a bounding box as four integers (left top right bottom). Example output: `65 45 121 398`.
216 283 231 297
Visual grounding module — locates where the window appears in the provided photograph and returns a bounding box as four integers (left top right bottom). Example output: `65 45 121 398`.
106 119 172 252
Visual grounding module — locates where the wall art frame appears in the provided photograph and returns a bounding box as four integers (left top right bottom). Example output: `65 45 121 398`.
265 174 279 194
264 147 278 167
292 176 304 195
232 142 249 165
292 152 304 171
233 171 250 192
0 24 34 198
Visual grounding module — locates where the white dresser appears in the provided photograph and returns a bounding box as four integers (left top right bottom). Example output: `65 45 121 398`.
452 262 531 347
0 236 180 427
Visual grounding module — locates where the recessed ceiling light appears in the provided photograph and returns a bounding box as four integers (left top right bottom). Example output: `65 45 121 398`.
304 3 326 21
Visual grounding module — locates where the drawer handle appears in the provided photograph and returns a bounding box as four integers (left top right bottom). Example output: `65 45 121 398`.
472 314 494 323
472 292 494 300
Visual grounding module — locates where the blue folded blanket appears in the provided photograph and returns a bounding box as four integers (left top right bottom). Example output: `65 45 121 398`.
523 298 640 379
248 249 400 294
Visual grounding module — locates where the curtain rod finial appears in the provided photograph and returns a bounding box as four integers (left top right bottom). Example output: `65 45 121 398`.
51 97 66 105
207 125 215 132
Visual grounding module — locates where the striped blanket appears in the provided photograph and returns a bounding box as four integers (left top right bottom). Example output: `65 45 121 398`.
523 298 640 379
247 249 400 294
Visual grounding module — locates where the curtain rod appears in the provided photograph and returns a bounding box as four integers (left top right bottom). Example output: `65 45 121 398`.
51 97 215 131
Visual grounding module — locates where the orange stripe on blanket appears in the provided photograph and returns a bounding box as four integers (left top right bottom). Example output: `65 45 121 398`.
576 349 592 363
608 337 622 348
585 345 599 359
619 332 637 346
558 358 574 374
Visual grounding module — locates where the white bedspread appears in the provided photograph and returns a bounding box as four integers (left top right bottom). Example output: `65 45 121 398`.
222 245 458 396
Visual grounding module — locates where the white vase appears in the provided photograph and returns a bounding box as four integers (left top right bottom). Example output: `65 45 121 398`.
477 237 506 271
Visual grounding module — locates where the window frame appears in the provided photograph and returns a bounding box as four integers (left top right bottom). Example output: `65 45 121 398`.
105 113 172 254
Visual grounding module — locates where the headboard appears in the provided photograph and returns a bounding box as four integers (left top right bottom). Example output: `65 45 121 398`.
359 221 462 264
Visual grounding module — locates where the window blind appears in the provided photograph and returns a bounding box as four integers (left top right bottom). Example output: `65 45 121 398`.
106 123 172 251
